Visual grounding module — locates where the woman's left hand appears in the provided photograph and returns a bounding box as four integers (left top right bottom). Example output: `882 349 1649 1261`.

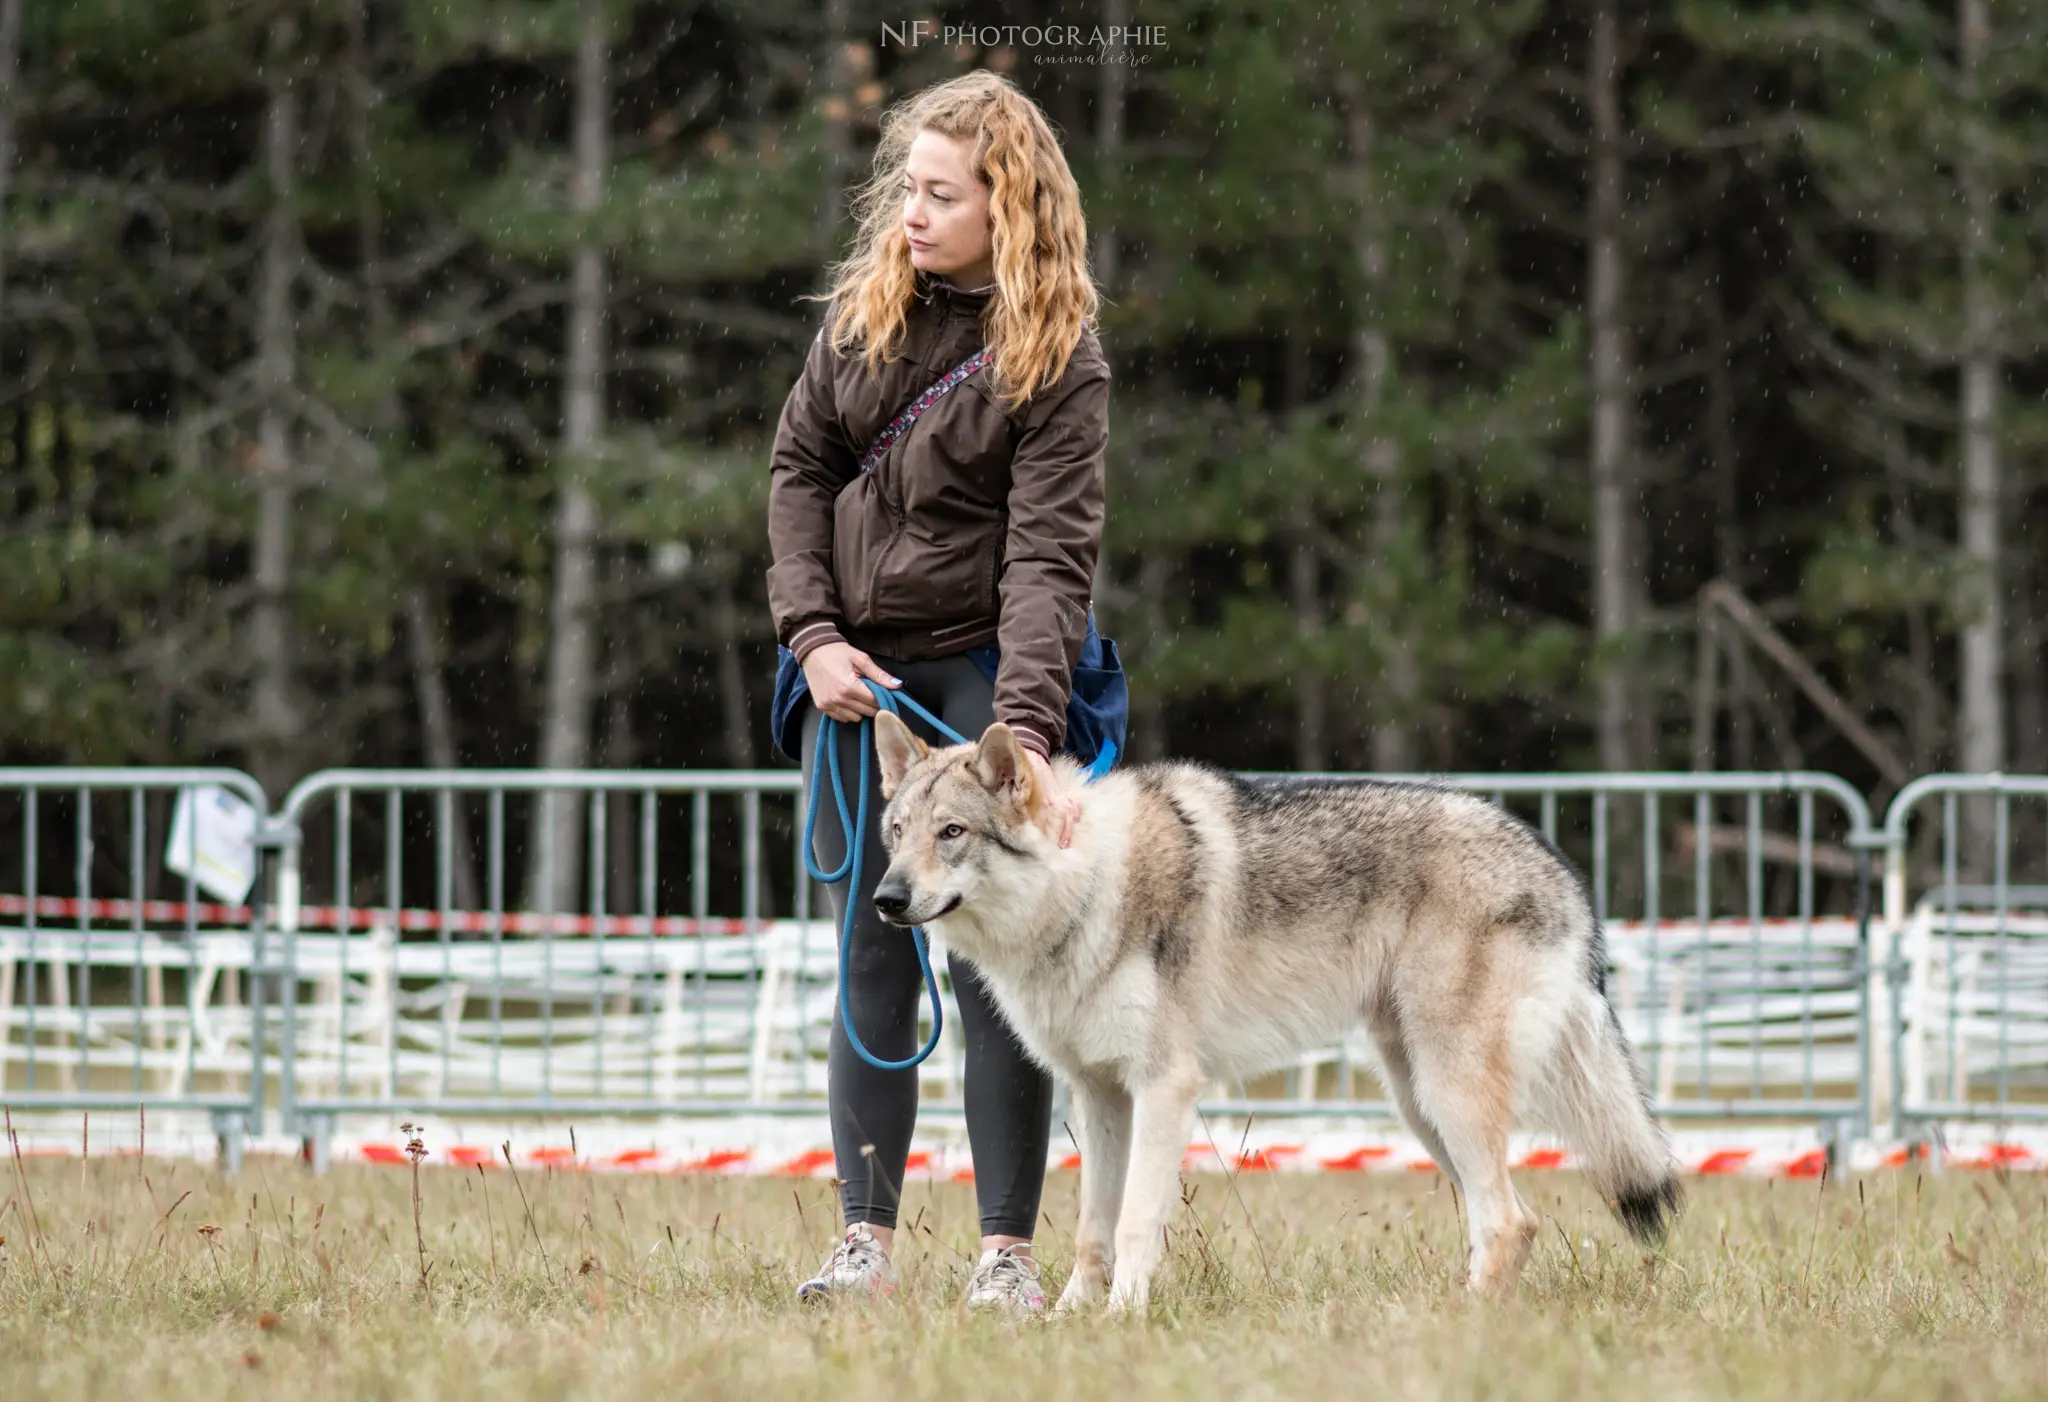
1024 749 1081 849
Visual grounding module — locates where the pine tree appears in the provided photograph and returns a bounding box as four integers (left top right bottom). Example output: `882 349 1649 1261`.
1687 0 2048 818
1100 0 1577 769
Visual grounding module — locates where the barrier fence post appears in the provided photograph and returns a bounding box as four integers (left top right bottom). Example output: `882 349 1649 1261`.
1882 835 1907 1146
1853 836 1875 1145
270 815 303 1145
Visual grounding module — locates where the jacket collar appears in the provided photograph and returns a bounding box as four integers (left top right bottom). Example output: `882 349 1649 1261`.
916 267 997 306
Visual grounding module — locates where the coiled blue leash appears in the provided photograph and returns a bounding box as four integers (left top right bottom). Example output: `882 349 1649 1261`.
802 678 1118 1071
803 681 965 1071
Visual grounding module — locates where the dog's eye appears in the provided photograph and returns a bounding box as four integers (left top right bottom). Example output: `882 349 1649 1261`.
890 822 902 843
939 823 966 841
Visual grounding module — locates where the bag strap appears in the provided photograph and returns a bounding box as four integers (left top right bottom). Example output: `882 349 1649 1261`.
858 346 995 475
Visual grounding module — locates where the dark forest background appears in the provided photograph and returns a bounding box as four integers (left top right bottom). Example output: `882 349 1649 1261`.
3 0 2044 815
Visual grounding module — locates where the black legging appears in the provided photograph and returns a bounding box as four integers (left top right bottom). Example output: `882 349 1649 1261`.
799 652 1053 1240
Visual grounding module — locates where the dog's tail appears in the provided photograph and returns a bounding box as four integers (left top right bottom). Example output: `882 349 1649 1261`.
1529 975 1684 1246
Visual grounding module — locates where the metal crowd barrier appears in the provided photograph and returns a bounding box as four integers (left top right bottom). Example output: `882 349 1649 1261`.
14 762 2048 1166
1881 775 2048 1132
264 768 1877 1162
0 768 280 1168
269 768 838 1168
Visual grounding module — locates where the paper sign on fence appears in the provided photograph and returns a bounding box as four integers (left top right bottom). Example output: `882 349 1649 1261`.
165 785 260 903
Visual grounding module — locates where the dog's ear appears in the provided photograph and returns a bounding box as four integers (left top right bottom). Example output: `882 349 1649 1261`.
972 723 1037 807
874 711 928 799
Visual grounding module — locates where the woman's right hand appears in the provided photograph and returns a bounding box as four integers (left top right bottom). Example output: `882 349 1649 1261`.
802 641 902 721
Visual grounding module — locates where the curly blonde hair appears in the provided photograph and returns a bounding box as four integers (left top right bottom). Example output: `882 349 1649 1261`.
810 71 1099 414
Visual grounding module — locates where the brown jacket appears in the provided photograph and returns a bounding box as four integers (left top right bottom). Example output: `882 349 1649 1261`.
766 272 1110 757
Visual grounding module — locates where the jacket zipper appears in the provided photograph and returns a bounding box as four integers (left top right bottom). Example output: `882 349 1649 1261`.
984 510 1006 615
864 299 975 625
862 322 931 617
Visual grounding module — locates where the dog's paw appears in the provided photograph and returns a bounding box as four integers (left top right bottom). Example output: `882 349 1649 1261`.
1054 1271 1104 1314
1103 1278 1149 1316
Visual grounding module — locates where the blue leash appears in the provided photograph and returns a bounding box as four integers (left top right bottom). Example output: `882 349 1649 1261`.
802 678 1117 1071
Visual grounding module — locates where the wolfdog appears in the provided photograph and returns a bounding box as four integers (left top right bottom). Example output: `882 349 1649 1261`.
870 715 1682 1311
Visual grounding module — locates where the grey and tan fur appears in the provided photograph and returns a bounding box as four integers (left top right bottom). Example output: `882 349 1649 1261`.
871 715 1682 1312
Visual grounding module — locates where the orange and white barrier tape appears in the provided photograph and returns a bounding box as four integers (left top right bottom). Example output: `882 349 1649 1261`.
0 891 767 937
4 1110 2044 1174
326 1131 2045 1178
1 892 256 927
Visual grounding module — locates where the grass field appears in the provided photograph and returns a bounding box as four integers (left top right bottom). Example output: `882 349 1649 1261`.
3 1149 2046 1402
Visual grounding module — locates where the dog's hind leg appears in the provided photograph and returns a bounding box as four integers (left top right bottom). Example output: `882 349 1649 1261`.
1056 1074 1132 1312
1106 1058 1202 1314
1406 1025 1538 1293
1365 1003 1462 1194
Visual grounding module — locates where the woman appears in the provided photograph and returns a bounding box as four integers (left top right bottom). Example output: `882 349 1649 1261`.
765 71 1112 1313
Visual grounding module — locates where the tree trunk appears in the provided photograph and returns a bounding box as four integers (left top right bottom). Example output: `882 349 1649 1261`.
251 15 301 801
529 14 608 913
818 0 852 251
1106 0 1156 768
1696 263 1739 775
1280 331 1325 771
2012 560 2047 881
1691 602 1718 771
1905 602 1941 774
1728 632 1757 772
1089 0 1127 610
1955 0 2004 875
1335 73 1415 773
595 554 639 917
2011 558 2045 778
1587 0 1643 775
1956 0 2003 782
1706 255 1740 589
710 549 780 917
1287 509 1325 771
348 0 388 418
1132 537 1168 762
601 656 638 916
1091 0 1127 296
710 549 756 769
1366 474 1417 773
0 0 22 315
404 590 482 912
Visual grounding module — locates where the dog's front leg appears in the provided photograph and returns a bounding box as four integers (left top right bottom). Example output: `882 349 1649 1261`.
1056 1074 1132 1312
1106 1060 1202 1314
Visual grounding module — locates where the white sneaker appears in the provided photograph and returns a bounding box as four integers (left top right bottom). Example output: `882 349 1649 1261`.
797 1223 898 1302
964 1245 1047 1315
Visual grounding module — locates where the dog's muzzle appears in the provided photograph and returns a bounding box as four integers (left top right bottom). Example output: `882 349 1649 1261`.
872 882 959 926
873 880 912 923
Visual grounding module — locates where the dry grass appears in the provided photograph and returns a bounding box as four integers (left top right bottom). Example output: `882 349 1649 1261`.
3 1144 2046 1402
